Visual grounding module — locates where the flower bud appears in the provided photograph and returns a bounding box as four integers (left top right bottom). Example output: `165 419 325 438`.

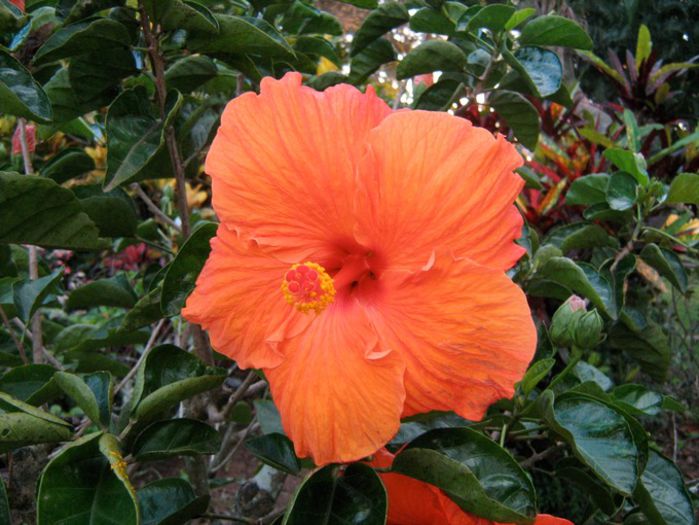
550 295 586 347
572 309 604 349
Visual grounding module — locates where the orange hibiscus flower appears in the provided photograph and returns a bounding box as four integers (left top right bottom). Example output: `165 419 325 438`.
372 449 571 525
184 72 536 465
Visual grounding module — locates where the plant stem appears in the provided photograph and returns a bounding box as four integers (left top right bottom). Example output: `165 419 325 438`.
18 117 43 364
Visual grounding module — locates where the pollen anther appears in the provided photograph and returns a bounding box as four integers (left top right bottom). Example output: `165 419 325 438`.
281 262 335 313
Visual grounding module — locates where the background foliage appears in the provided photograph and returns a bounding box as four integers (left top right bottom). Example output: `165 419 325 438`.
0 0 698 524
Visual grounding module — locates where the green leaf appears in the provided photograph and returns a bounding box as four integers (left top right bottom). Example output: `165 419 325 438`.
606 171 638 211
42 147 95 184
409 7 454 35
122 287 164 331
165 55 218 93
609 312 670 382
0 390 69 426
639 244 688 293
543 393 638 495
37 432 139 525
461 4 514 33
103 87 172 191
519 14 592 50
567 174 610 206
351 1 408 56
0 48 53 123
0 172 107 250
130 344 225 425
144 0 218 33
505 8 536 31
647 130 699 165
295 36 341 66
666 172 699 205
66 274 137 311
611 384 662 417
246 433 301 475
348 38 395 84
537 257 617 319
281 1 342 36
560 224 619 252
54 371 112 428
0 412 71 452
254 399 285 435
519 358 555 395
68 47 137 112
635 24 652 68
132 418 221 461
623 109 641 152
0 364 59 405
283 464 386 525
335 0 377 7
139 478 210 525
557 465 618 515
633 450 695 525
188 15 294 59
33 18 131 65
161 222 217 316
63 0 125 24
396 40 465 79
413 77 462 110
13 270 62 323
54 321 149 354
489 90 541 150
509 46 562 97
603 148 649 186
392 428 536 522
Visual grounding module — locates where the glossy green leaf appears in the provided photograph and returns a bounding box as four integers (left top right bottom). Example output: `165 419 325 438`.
283 463 386 525
68 47 137 111
133 418 221 461
66 274 137 311
666 172 699 205
566 174 610 206
537 257 617 319
348 38 395 84
604 149 649 186
188 15 294 59
246 433 301 475
409 7 454 35
519 358 555 395
54 371 112 427
392 428 536 522
122 287 164 331
37 432 139 525
351 1 408 56
54 321 149 354
519 14 592 50
544 393 638 495
0 364 58 405
281 1 342 36
505 8 536 31
413 78 462 110
0 412 71 452
144 0 218 33
0 49 53 123
139 478 210 525
510 46 562 97
130 344 225 424
640 244 688 293
13 270 62 323
633 450 695 525
254 399 285 435
397 40 465 79
295 36 341 66
460 4 514 32
606 171 638 211
161 222 217 316
572 362 614 392
42 148 95 184
0 172 107 250
33 18 131 65
165 55 218 93
557 465 618 515
609 313 670 382
612 384 663 416
103 87 172 191
560 223 618 252
489 90 541 150
63 0 125 24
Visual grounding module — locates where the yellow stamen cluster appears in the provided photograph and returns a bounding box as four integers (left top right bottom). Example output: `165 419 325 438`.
281 261 335 314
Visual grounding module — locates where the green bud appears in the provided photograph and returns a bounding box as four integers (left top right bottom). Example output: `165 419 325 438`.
572 309 604 349
550 295 586 347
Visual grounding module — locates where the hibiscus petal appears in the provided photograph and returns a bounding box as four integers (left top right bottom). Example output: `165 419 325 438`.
182 225 309 369
265 299 405 465
371 254 536 420
206 72 391 263
356 110 525 271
